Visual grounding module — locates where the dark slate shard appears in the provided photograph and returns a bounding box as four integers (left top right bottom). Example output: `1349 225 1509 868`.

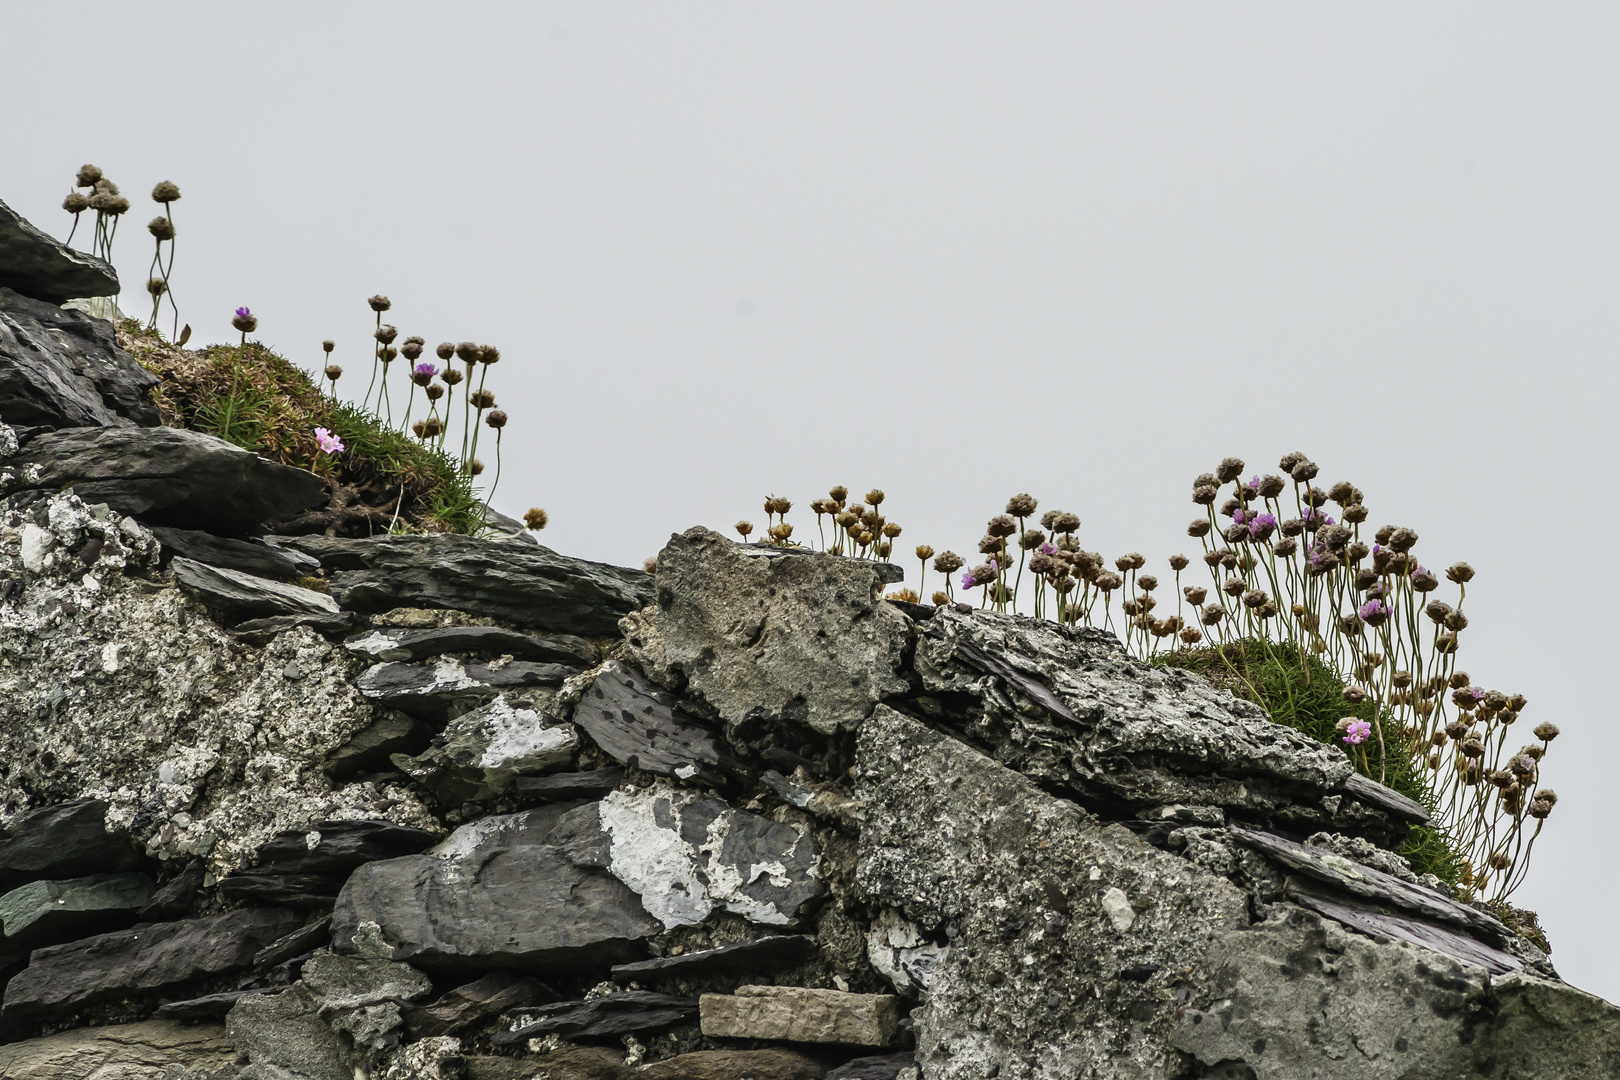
171 558 341 626
332 804 660 977
402 970 552 1038
0 288 157 428
232 611 357 644
0 872 154 953
149 525 313 581
155 987 273 1021
514 767 625 803
355 658 575 720
1341 771 1431 825
0 201 119 303
1227 825 1511 942
0 906 302 1023
0 800 144 893
610 935 817 982
136 860 205 921
323 711 435 779
826 1054 920 1080
492 991 699 1044
343 625 598 667
253 820 440 876
572 661 733 783
216 873 344 908
1286 885 1522 976
9 426 327 534
945 636 1082 726
253 915 332 969
272 533 653 635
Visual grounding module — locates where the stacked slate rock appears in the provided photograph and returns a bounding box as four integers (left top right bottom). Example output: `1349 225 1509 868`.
0 195 1617 1078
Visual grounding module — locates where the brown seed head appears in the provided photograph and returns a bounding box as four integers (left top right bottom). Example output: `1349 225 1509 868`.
1289 458 1319 482
523 507 548 530
423 417 444 438
1137 575 1158 592
1192 485 1218 506
402 341 425 362
232 313 257 334
1258 474 1287 498
470 389 496 409
933 551 964 574
1168 554 1189 572
735 521 754 538
1343 504 1368 524
984 514 1016 539
455 341 481 363
411 420 427 438
368 295 392 312
1184 586 1207 605
882 522 902 539
1006 493 1037 518
1534 722 1560 741
324 364 342 382
75 164 103 187
381 346 398 362
440 368 464 386
1280 518 1305 537
322 339 335 353
1446 562 1475 584
915 545 934 561
374 324 398 345
62 191 90 214
425 384 444 400
468 459 484 475
146 277 167 297
1188 519 1211 538
146 216 175 240
1216 457 1245 483
151 180 181 203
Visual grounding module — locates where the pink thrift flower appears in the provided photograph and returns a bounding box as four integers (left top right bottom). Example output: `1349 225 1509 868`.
314 426 345 454
1343 719 1372 746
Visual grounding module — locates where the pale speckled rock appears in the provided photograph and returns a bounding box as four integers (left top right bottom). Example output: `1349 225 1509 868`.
0 492 439 877
911 606 1405 837
381 1036 465 1080
227 984 348 1080
0 1018 237 1080
1172 907 1620 1079
698 985 898 1046
856 705 1252 1080
625 527 910 735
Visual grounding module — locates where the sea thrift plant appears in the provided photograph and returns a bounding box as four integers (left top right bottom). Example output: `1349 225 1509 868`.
739 455 1555 902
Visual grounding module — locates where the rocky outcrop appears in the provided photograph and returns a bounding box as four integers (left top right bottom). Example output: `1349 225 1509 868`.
0 287 158 429
9 426 327 535
0 200 119 304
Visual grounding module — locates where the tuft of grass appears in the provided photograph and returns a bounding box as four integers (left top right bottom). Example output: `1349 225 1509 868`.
119 321 481 535
1155 637 1463 886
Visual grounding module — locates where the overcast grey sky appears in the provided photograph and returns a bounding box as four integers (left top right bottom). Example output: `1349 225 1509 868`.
5 3 1618 1000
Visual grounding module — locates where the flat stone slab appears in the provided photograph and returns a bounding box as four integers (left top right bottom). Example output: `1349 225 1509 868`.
1 906 302 1023
494 991 699 1044
0 199 119 303
155 987 274 1021
515 767 626 803
253 819 441 876
0 1019 237 1078
611 935 817 982
356 657 576 720
0 871 154 952
0 799 145 893
826 1054 921 1080
392 696 579 803
344 625 598 667
403 971 551 1038
253 914 333 969
699 985 899 1047
171 557 340 625
0 287 158 429
151 525 315 582
572 661 733 783
273 533 653 636
10 425 327 534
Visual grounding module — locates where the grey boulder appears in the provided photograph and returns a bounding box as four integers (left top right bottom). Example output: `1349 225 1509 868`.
2 906 303 1023
0 199 119 303
0 799 145 893
171 557 340 625
0 286 158 429
274 532 653 636
227 985 349 1080
9 425 327 534
625 527 910 735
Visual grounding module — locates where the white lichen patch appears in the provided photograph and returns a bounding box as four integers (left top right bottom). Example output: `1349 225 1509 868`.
599 784 822 930
475 697 576 771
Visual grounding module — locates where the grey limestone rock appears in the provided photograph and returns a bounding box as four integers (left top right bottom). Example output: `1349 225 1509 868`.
151 525 316 581
2 906 303 1024
391 695 579 803
331 803 662 976
355 657 575 721
344 624 598 666
0 286 158 430
170 558 340 626
227 985 349 1080
495 991 699 1043
698 985 899 1047
0 799 145 893
571 661 734 783
0 871 155 954
824 1054 919 1080
273 532 652 636
0 1018 237 1079
624 527 910 735
300 949 433 1014
0 200 120 303
9 425 327 534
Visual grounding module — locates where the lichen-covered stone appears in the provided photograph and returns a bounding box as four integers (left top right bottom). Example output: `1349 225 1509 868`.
0 1018 236 1080
0 492 439 877
626 527 910 735
392 695 578 803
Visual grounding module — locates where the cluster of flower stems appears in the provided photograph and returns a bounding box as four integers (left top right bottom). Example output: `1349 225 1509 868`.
61 164 187 342
748 456 1556 901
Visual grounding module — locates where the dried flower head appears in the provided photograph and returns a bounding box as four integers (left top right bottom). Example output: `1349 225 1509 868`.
75 164 103 187
1446 562 1475 584
381 346 397 363
455 341 481 363
1184 586 1208 605
231 307 257 333
425 384 444 400
933 551 964 574
829 485 849 503
146 277 167 297
1188 519 1211 538
401 341 425 362
146 216 175 240
1006 493 1037 518
1168 554 1189 571
468 459 484 475
470 389 496 409
985 514 1017 539
485 409 508 430
151 180 181 203
915 545 935 561
368 295 392 312
62 191 90 214
931 590 951 606
1216 457 1245 483
324 364 342 382
374 324 398 345
735 521 754 538
1289 457 1319 482
1534 722 1560 742
322 339 335 353
440 368 464 386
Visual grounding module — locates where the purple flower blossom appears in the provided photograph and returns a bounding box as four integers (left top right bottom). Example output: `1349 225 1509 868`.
1301 506 1336 528
1358 599 1389 621
413 362 437 378
1233 507 1249 526
313 426 344 454
1343 719 1372 746
1244 474 1261 496
235 306 252 319
1247 512 1277 539
960 572 977 589
1039 542 1057 556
